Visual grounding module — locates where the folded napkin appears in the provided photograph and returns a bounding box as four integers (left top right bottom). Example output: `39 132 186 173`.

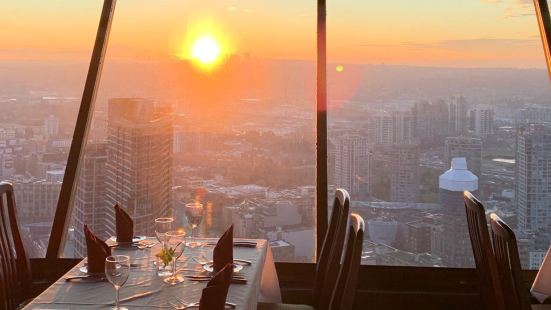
114 204 134 243
213 225 233 273
84 225 111 273
531 247 551 303
200 263 233 310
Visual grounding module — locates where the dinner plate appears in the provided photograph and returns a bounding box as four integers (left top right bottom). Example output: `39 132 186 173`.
202 262 243 273
110 236 146 243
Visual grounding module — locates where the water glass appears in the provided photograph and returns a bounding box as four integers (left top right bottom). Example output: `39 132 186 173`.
105 255 130 310
155 217 174 248
185 202 204 247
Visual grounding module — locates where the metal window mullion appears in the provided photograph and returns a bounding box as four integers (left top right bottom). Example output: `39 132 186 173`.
46 0 117 259
316 0 328 257
534 0 551 80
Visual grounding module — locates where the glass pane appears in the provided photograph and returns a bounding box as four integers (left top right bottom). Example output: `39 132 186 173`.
0 1 101 257
328 0 550 268
65 1 316 263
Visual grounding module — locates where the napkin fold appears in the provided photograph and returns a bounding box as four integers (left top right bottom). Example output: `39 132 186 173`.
84 225 111 274
114 204 134 243
200 263 233 310
531 247 551 303
213 225 233 273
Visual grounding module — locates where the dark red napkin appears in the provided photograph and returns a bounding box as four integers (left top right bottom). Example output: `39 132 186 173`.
213 225 233 273
114 204 133 243
84 225 111 273
199 263 233 310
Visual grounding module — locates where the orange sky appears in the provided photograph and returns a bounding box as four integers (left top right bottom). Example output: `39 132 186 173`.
0 0 546 68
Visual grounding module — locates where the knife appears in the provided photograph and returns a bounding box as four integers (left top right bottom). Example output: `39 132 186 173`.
65 275 106 282
117 288 162 303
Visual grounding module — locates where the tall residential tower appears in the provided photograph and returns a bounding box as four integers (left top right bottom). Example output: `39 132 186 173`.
104 98 173 237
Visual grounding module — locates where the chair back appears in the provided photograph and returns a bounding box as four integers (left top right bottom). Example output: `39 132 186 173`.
489 214 531 310
463 191 506 310
313 189 350 310
329 213 364 310
0 182 31 309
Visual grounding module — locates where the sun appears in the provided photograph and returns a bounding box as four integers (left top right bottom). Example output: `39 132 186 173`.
191 36 221 66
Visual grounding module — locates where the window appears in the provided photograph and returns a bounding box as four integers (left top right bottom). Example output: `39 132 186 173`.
0 1 101 257
63 1 316 263
327 0 550 268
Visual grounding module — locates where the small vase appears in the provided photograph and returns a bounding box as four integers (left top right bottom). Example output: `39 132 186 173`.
156 256 174 277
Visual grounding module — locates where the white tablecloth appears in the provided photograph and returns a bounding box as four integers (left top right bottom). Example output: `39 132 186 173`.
24 238 281 309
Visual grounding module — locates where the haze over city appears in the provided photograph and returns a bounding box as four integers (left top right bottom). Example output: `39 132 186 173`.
1 0 550 268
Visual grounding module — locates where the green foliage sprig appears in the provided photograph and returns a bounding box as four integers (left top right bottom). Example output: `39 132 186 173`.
156 247 175 267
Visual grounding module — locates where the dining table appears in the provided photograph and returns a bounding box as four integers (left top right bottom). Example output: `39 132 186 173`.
23 238 282 309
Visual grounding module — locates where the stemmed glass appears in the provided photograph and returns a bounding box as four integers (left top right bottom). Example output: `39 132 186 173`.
155 217 174 276
185 202 204 247
155 217 174 249
163 230 186 285
105 255 130 310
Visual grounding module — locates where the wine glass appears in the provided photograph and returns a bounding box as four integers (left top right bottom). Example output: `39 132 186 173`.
185 202 204 247
163 230 186 285
105 255 130 310
155 217 174 248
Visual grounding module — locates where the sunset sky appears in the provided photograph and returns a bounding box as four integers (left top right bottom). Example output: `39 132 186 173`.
0 0 546 68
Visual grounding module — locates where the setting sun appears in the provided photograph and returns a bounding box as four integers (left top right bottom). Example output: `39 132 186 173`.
191 36 221 65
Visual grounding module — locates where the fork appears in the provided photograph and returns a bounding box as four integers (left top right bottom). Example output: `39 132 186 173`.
193 254 252 266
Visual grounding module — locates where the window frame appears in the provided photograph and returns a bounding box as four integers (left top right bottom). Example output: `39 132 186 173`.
43 0 547 275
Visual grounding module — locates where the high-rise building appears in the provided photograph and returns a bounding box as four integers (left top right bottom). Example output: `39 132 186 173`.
444 136 482 177
368 111 414 145
104 98 173 238
72 142 108 257
434 157 478 267
368 112 394 144
13 175 62 221
516 124 551 232
334 135 370 198
44 115 60 138
469 105 494 138
372 145 419 202
447 96 468 135
389 145 419 202
412 100 449 145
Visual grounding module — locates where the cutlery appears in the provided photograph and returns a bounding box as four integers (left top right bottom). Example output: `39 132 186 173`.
206 240 258 247
184 275 247 284
137 242 157 249
117 288 161 303
109 242 140 248
65 275 106 282
193 255 252 266
170 300 236 310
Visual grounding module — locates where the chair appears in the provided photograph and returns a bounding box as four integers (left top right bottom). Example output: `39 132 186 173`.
313 189 350 310
258 189 351 310
489 213 531 310
463 191 506 310
0 182 31 309
329 213 365 310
